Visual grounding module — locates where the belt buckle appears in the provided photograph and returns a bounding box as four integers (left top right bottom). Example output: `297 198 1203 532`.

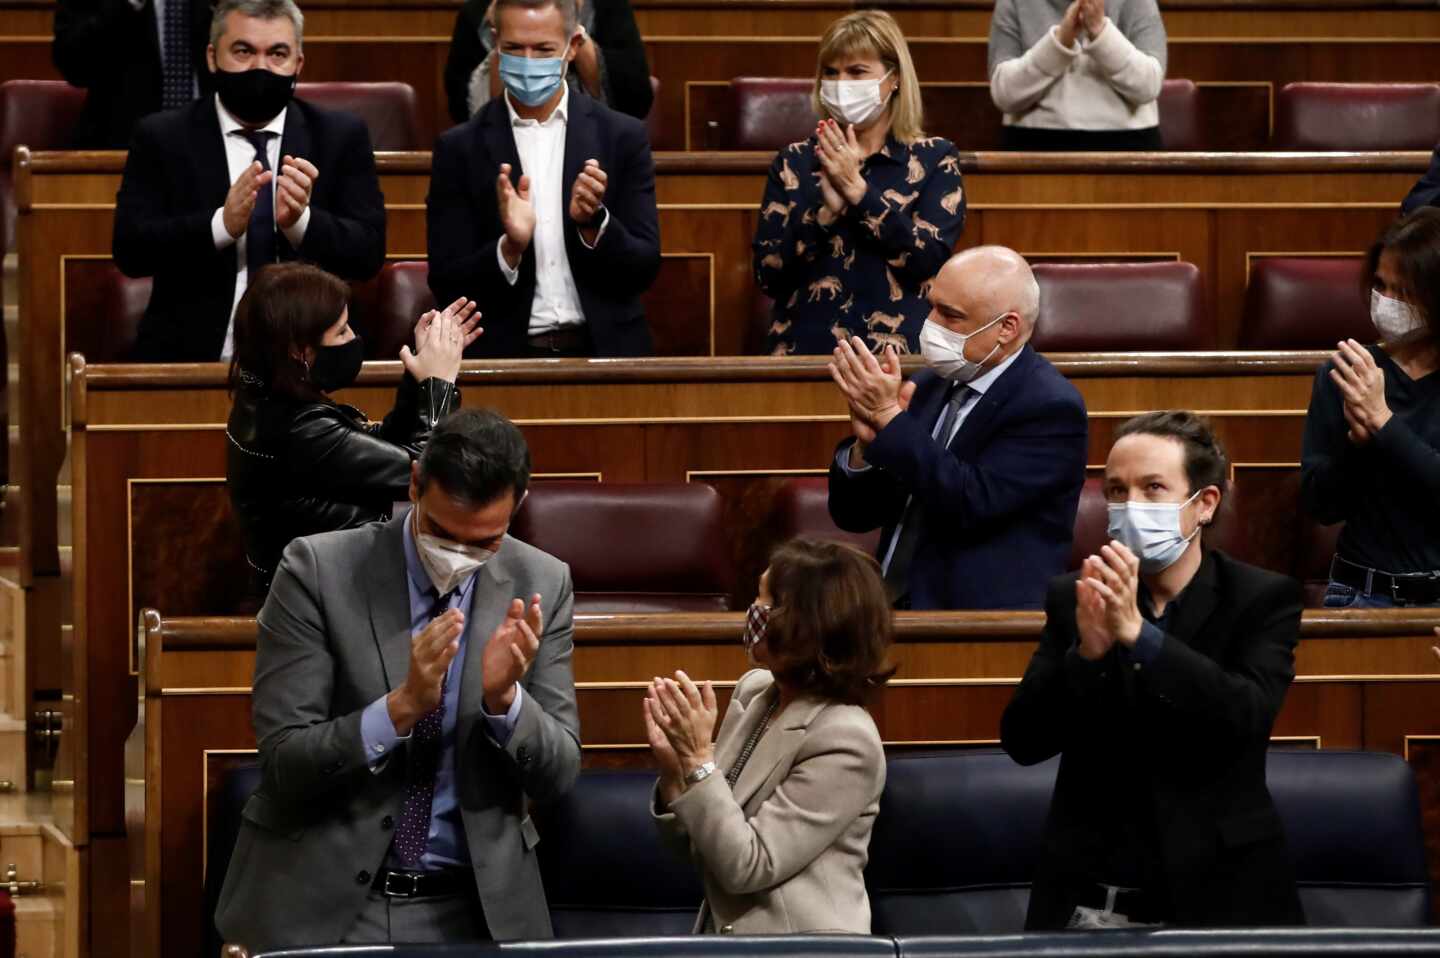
382 871 419 898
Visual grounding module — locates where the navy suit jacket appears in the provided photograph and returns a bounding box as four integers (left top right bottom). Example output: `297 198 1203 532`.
113 96 387 361
1400 143 1440 214
827 345 1088 610
426 92 661 358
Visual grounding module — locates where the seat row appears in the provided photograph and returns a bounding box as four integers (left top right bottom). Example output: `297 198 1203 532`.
56 255 1375 363
205 749 1430 957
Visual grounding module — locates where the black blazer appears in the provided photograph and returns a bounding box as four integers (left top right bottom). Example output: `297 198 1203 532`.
1400 143 1440 214
113 96 387 362
827 346 1089 610
426 92 661 358
1001 550 1306 929
53 0 215 149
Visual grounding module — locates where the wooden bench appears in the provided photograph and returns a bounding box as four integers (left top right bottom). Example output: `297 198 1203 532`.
131 607 1440 958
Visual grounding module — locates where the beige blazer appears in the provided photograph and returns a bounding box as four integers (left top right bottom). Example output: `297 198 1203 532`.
653 668 885 935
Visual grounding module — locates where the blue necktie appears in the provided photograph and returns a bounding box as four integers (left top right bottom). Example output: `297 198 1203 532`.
238 129 278 280
391 589 455 868
160 0 193 110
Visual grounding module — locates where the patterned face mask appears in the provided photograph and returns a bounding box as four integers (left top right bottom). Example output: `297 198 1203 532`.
743 602 772 651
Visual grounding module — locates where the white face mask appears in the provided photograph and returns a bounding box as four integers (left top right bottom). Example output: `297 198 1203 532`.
919 314 1005 382
1371 288 1426 342
819 70 893 129
1106 488 1203 574
413 508 495 596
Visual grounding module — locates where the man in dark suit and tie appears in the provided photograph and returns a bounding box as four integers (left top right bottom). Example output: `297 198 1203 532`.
827 245 1089 610
54 0 215 149
426 0 661 358
1001 411 1305 929
112 0 385 362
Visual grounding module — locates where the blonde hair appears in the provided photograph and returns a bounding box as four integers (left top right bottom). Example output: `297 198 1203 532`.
812 10 925 144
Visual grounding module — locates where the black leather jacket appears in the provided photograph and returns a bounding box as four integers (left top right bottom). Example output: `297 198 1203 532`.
226 375 460 586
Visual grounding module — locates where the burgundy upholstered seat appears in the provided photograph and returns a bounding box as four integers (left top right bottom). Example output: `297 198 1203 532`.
1 80 87 255
1158 78 1201 151
1273 83 1440 152
731 78 814 152
295 81 422 151
511 481 735 613
1031 262 1213 351
1240 257 1374 349
65 263 152 363
348 260 435 360
772 477 882 556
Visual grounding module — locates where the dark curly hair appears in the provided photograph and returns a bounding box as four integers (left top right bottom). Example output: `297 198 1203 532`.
762 538 896 706
1365 207 1440 348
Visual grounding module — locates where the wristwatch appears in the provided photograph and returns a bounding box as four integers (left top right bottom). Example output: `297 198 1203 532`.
685 761 717 785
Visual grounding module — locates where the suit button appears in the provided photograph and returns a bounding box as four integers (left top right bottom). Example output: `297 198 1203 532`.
720 924 734 934
517 746 531 766
381 816 394 831
356 871 371 885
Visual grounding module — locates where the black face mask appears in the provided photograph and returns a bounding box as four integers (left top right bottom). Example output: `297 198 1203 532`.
212 66 297 126
309 336 365 393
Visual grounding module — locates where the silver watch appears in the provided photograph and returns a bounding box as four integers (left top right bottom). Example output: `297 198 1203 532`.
685 761 717 785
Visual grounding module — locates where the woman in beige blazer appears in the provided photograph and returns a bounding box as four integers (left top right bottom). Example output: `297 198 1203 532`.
646 538 896 935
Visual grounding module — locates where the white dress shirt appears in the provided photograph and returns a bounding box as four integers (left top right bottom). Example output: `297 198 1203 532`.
208 96 311 360
495 85 608 336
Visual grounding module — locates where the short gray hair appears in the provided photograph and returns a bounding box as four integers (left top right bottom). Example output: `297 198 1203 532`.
492 0 578 39
210 0 305 49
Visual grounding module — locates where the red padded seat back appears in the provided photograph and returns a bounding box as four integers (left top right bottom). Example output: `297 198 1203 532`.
731 78 815 152
349 260 434 360
511 481 735 612
0 79 88 252
1031 262 1212 351
295 81 422 151
771 477 882 556
1240 257 1375 349
1067 477 1108 572
65 263 152 363
1274 83 1440 152
1158 79 1201 151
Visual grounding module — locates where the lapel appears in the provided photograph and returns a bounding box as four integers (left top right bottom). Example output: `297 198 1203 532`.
561 91 594 218
190 98 234 209
949 345 1035 457
1164 549 1221 652
729 691 829 812
456 551 517 756
364 515 414 694
480 96 522 180
279 100 311 174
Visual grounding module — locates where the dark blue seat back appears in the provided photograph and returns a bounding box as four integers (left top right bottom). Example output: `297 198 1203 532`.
1266 750 1430 926
535 769 704 937
866 750 1057 936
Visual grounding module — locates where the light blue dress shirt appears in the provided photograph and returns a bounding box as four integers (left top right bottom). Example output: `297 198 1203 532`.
359 512 524 869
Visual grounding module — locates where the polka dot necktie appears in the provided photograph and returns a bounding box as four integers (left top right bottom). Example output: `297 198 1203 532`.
236 129 278 281
391 589 455 868
160 0 193 110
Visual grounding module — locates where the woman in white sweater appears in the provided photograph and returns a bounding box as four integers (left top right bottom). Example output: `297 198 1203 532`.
988 0 1167 150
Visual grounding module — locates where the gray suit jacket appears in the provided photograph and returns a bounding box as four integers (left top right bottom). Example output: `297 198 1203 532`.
215 514 582 951
653 669 885 935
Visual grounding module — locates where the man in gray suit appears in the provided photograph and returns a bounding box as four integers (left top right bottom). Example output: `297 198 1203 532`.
216 408 581 950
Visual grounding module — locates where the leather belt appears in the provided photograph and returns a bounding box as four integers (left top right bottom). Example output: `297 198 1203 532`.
1331 555 1440 605
372 867 472 898
527 326 590 353
1073 883 1167 924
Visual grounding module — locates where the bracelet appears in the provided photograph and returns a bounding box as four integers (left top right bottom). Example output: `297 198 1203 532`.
684 761 717 785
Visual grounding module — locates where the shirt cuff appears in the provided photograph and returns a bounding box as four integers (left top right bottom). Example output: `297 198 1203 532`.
481 683 524 746
1064 644 1110 697
578 207 611 249
496 237 520 285
1131 620 1165 665
360 694 410 770
835 442 872 475
212 208 237 250
281 203 311 248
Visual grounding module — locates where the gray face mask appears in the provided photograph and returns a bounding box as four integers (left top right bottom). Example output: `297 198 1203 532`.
1106 489 1203 574
412 508 494 595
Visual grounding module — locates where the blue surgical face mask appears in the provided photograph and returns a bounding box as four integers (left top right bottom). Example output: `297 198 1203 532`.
498 52 567 107
1106 488 1204 574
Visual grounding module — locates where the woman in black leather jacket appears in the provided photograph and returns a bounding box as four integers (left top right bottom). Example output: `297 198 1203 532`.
226 263 481 594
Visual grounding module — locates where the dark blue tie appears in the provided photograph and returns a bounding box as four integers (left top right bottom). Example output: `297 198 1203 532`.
392 589 456 868
238 129 278 279
160 0 193 110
